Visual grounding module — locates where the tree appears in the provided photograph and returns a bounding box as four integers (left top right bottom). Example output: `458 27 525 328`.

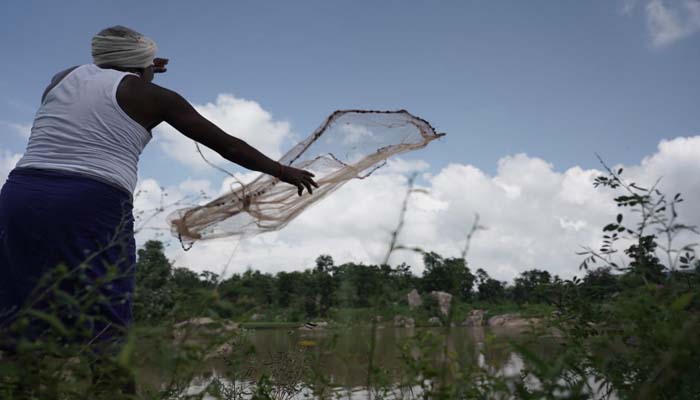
512 269 551 304
475 268 506 303
581 267 619 300
315 254 334 272
136 240 172 289
134 240 176 322
421 252 475 301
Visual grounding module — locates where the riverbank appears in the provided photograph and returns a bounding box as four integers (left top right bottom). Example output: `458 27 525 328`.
168 302 554 330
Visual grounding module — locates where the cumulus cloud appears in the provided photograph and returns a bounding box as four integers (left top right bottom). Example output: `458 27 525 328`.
645 0 700 47
1 121 31 138
137 136 700 283
155 94 291 171
0 149 22 183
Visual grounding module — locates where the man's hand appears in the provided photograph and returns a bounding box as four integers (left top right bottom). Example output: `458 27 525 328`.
153 58 169 73
279 165 318 196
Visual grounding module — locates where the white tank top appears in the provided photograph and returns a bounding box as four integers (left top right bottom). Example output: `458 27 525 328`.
17 64 152 193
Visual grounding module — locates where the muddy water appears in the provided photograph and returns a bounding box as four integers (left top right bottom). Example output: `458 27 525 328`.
143 326 578 399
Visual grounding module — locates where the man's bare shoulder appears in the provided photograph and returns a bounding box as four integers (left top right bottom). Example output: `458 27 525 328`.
116 77 192 129
120 77 189 114
119 76 178 101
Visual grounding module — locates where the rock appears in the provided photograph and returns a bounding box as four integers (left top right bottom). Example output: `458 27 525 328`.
428 316 442 325
298 321 328 331
462 309 485 326
250 313 264 321
487 313 540 329
205 342 234 360
221 321 240 332
407 289 423 309
430 291 453 316
393 315 415 328
373 315 383 323
173 318 238 344
174 317 215 329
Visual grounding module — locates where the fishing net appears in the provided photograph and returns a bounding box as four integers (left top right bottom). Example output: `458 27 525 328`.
168 109 444 247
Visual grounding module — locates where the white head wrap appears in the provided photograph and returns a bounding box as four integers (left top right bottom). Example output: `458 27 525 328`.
91 26 157 69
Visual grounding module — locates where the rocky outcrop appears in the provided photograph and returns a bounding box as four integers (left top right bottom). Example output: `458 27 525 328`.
298 321 329 331
487 313 541 329
206 342 234 360
174 317 216 329
394 315 415 328
462 309 485 326
430 291 453 316
173 318 239 344
407 289 423 309
250 313 265 321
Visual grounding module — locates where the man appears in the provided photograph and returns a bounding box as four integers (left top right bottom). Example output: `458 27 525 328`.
0 26 317 352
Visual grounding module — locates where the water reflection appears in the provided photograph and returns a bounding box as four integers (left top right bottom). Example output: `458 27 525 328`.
144 326 582 399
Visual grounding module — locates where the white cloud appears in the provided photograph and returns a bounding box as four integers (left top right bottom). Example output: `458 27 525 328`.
340 124 375 145
645 0 700 47
3 131 697 285
1 121 31 138
135 135 700 283
155 94 291 171
0 149 22 183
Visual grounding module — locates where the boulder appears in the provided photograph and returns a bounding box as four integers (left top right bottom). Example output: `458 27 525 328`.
407 289 423 309
298 321 328 331
462 309 485 326
173 318 238 343
393 315 415 328
221 321 240 332
430 291 453 316
250 313 264 321
205 342 234 360
428 316 442 325
174 317 215 329
487 313 540 328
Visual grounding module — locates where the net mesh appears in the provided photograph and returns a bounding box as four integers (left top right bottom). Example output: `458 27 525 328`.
168 109 444 247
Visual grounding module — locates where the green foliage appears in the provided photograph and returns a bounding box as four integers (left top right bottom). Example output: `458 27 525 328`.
512 269 553 304
2 160 699 399
475 268 507 303
421 252 476 301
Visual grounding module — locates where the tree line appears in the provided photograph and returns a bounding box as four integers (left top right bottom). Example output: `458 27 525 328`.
134 239 694 323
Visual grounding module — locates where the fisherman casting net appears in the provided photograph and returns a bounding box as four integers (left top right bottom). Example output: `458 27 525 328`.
169 109 444 247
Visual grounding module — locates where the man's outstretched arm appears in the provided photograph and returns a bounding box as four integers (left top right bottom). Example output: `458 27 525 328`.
154 86 317 195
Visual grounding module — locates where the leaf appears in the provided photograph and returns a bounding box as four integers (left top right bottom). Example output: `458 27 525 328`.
603 224 618 232
25 310 69 337
616 214 623 223
117 334 135 367
671 293 694 311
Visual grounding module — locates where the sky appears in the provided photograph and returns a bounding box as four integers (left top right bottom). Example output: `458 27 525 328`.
1 0 699 282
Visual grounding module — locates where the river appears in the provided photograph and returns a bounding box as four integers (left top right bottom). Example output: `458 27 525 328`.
139 325 610 399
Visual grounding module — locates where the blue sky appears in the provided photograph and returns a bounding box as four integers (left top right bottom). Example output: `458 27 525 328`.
1 1 699 279
2 1 699 182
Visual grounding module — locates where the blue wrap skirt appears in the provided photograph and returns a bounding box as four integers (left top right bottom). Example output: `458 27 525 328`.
0 167 135 349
